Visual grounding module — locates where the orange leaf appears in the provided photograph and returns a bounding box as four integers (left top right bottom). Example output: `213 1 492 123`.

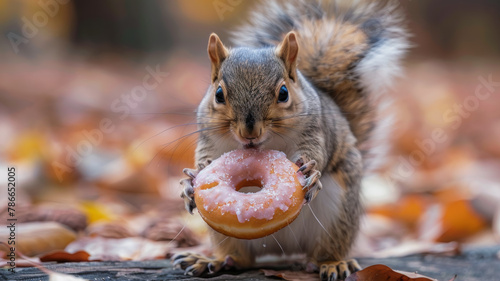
438 200 487 242
419 200 487 242
40 250 90 263
345 264 456 281
370 194 429 229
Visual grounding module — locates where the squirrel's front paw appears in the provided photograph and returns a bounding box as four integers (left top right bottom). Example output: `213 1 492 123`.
180 160 211 214
296 157 322 203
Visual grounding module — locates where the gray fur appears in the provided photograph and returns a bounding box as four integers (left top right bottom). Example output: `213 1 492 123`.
177 0 408 279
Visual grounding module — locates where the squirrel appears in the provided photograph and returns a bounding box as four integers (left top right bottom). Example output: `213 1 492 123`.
173 0 408 280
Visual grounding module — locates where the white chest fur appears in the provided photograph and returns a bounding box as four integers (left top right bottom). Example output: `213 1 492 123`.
208 134 344 258
246 173 344 258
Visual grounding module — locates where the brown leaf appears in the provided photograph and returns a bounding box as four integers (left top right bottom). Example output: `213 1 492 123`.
0 205 88 231
0 222 76 257
65 237 172 261
261 269 318 281
142 218 199 247
86 222 135 239
40 250 90 263
345 264 456 281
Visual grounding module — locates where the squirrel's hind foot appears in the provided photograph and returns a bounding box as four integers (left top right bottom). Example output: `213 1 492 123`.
314 259 361 281
172 252 236 276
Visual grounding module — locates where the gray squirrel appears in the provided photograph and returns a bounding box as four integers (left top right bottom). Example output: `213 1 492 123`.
174 0 408 280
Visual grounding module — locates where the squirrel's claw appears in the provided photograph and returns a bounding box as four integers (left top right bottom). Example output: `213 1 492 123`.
180 178 196 214
297 159 322 203
179 172 198 215
180 160 212 215
319 259 361 281
172 252 235 276
297 159 317 174
183 168 198 179
304 172 322 203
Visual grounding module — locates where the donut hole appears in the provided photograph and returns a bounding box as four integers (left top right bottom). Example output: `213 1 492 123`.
235 179 263 194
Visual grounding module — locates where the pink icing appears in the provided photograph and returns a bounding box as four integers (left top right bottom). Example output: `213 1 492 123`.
193 149 303 223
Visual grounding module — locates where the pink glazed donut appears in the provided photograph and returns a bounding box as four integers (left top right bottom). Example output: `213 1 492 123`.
193 149 306 239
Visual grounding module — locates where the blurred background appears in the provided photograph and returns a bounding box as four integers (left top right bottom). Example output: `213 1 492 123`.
0 0 499 262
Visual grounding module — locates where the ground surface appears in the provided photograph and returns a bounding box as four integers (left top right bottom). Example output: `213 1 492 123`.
1 246 499 281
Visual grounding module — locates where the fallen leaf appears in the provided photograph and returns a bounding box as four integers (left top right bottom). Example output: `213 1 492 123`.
40 250 90 263
7 131 48 161
0 248 42 267
86 221 135 239
35 206 88 232
12 205 88 231
78 201 117 224
0 222 76 257
261 269 318 281
345 264 455 281
419 200 487 242
370 241 460 258
370 194 430 230
65 237 172 261
142 218 199 247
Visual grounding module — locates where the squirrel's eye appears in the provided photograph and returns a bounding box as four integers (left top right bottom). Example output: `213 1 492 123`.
215 86 225 104
277 85 289 103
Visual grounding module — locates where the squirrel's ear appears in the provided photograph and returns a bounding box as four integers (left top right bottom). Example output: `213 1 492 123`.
276 31 299 81
208 33 229 82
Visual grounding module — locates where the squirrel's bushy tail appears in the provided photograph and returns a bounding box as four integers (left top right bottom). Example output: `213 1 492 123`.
232 0 408 171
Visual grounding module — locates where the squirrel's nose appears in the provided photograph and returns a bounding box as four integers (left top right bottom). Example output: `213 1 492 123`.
245 113 255 132
240 127 262 141
239 112 263 141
